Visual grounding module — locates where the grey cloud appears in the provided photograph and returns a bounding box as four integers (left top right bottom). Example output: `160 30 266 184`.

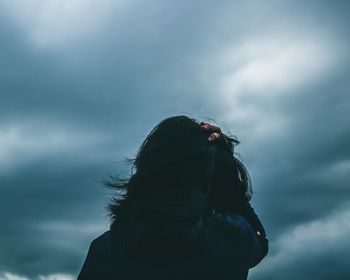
0 1 349 279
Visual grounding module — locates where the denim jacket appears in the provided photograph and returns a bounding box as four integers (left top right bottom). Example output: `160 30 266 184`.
77 203 268 280
213 209 269 268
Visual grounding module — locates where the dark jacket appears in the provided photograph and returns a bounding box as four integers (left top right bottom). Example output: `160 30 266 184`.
77 203 268 280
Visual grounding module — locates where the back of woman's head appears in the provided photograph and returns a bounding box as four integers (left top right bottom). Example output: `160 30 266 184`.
106 115 252 256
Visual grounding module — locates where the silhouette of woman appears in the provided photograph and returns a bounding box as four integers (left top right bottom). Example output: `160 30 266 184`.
77 115 268 280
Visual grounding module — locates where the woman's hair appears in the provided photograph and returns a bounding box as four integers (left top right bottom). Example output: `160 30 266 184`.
105 115 252 257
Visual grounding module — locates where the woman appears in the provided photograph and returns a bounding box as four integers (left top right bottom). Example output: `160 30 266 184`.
77 115 268 280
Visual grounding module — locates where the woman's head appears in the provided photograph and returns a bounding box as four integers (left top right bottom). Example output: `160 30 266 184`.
106 115 252 255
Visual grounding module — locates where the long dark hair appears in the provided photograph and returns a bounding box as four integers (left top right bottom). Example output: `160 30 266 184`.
105 115 252 257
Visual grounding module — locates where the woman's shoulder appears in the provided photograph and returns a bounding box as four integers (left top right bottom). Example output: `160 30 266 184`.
90 230 111 247
211 212 268 268
86 230 116 260
92 230 111 243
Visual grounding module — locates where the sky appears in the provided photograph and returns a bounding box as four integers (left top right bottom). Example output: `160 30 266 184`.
0 0 349 279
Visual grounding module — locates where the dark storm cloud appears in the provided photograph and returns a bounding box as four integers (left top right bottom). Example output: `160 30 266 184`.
247 62 350 233
0 144 116 277
0 1 349 279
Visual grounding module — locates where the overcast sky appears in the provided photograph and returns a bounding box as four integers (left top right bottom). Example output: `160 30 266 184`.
0 1 349 279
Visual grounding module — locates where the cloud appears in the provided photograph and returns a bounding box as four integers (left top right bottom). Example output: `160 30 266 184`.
0 0 349 279
0 272 29 280
0 272 74 280
0 122 108 174
38 274 74 280
0 0 127 48
221 38 336 95
213 30 344 134
251 204 350 279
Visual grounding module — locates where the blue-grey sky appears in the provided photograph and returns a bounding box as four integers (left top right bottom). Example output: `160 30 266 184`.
0 1 349 279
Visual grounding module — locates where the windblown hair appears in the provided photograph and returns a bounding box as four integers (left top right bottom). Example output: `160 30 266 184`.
105 115 252 257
